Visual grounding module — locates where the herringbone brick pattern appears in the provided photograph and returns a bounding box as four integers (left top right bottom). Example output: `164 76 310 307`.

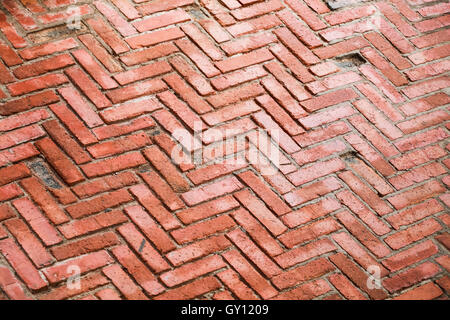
0 0 448 300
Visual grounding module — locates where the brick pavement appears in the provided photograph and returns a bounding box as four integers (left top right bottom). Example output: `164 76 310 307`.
0 0 448 300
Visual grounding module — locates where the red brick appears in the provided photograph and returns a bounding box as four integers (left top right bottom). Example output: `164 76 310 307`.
120 43 178 66
0 238 47 290
171 214 236 244
19 38 78 60
42 251 113 284
328 273 367 300
215 48 273 73
103 264 148 300
393 282 443 300
40 273 108 300
273 258 335 290
19 177 69 225
124 204 177 252
111 245 164 296
58 209 127 239
176 38 220 77
166 235 230 266
217 269 258 300
329 253 387 300
280 217 341 248
80 151 146 178
387 180 446 210
154 276 220 300
72 49 118 90
78 34 123 73
261 77 307 118
87 17 129 54
42 120 90 165
168 57 213 96
211 65 267 90
51 232 120 260
275 238 336 268
176 195 239 224
161 255 225 287
117 223 170 273
385 219 442 250
273 278 331 300
222 249 278 299
339 171 393 215
66 189 133 219
0 266 31 300
35 137 85 185
4 218 54 267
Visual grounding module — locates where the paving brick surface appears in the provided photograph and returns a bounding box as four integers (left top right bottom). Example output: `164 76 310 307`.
0 0 448 300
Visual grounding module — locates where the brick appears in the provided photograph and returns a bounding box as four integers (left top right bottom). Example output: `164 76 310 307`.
202 100 260 126
328 273 367 300
275 238 336 269
161 255 225 287
339 171 393 215
113 61 171 86
19 38 78 60
35 137 85 185
272 258 335 290
393 282 443 300
139 171 185 213
0 238 47 290
80 151 147 178
154 276 220 300
176 195 239 224
124 204 177 252
58 209 127 239
384 219 442 250
19 177 69 225
279 217 341 248
383 262 440 293
72 49 118 90
120 43 178 66
261 77 307 119
106 79 166 104
4 218 54 267
284 177 342 207
301 88 358 113
171 214 236 244
166 235 230 266
51 232 120 260
66 189 133 219
42 251 113 283
181 178 242 206
0 163 31 186
50 103 98 146
40 273 108 300
72 172 138 198
217 269 258 300
87 17 129 54
0 90 58 116
163 73 212 114
78 34 123 73
12 197 63 247
7 74 68 96
282 197 341 228
176 38 221 77
168 57 213 96
42 120 90 165
288 158 346 186
387 180 446 210
330 253 387 300
117 223 170 273
222 249 278 299
103 264 148 300
110 245 164 296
